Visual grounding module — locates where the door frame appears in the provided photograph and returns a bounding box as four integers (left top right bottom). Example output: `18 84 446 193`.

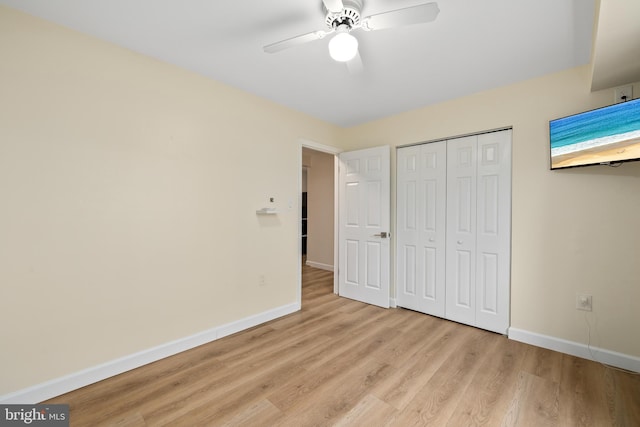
298 139 342 303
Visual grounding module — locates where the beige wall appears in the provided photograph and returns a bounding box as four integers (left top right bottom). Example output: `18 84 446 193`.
0 6 339 395
339 68 640 359
303 149 334 268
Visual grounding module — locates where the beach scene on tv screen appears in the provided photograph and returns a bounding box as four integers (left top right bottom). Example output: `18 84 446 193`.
550 98 640 169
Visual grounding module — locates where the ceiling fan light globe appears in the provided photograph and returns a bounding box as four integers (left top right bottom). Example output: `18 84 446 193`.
328 32 358 62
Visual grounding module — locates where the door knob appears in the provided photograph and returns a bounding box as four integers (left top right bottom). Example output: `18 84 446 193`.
374 232 389 238
457 240 463 244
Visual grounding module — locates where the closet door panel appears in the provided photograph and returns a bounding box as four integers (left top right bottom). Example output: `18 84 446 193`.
478 252 499 313
397 146 421 310
423 246 437 299
476 130 512 333
446 136 477 326
419 143 446 317
403 245 417 296
397 142 446 316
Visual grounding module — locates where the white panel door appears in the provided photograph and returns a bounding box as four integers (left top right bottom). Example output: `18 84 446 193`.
397 142 446 316
338 146 390 308
445 135 478 326
475 130 511 333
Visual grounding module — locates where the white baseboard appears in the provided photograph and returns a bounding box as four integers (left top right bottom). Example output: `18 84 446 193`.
1 302 300 404
389 298 397 308
508 327 640 373
216 302 300 339
305 260 334 272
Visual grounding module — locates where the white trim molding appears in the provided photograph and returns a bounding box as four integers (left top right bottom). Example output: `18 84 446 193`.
305 260 334 272
299 138 343 155
0 302 300 404
508 327 640 373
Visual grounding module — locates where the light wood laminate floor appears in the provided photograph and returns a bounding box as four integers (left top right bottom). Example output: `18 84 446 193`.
45 263 640 426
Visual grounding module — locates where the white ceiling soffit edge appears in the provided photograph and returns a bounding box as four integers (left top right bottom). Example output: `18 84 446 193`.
591 0 640 91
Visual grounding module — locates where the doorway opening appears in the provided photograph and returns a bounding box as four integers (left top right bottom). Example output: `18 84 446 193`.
298 141 341 306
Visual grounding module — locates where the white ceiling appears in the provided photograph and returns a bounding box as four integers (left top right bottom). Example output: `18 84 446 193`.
0 0 607 127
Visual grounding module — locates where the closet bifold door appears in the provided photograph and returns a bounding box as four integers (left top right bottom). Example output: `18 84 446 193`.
445 135 478 327
474 130 511 333
396 129 511 334
396 142 446 317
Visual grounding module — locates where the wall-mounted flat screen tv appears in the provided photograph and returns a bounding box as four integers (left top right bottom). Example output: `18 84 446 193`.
550 97 640 170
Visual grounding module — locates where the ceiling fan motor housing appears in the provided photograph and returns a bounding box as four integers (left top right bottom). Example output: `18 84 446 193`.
325 0 362 30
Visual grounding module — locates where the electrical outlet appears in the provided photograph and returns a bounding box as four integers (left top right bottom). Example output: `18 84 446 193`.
259 274 266 286
576 294 592 311
614 85 633 103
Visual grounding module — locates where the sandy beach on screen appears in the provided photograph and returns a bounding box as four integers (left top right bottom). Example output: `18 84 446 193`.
551 136 640 169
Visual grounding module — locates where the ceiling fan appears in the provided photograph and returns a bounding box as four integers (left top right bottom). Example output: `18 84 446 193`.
263 0 440 73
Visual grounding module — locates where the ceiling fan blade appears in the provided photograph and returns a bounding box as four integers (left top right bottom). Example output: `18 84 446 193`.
264 30 328 53
363 2 440 31
346 51 363 75
323 0 344 13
